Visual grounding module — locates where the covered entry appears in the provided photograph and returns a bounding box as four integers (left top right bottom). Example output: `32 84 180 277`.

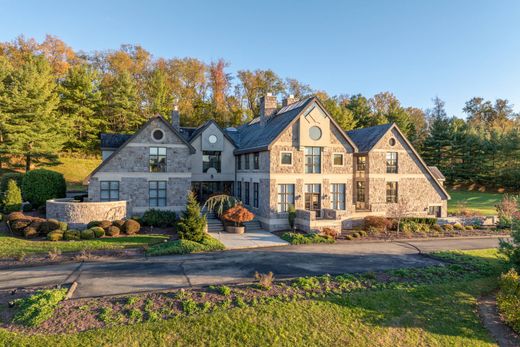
191 181 233 203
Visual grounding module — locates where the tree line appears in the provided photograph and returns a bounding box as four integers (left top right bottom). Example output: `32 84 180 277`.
0 35 518 189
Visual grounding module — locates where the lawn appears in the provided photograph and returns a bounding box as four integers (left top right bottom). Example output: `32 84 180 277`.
42 156 101 190
0 249 507 346
448 190 504 215
0 227 168 258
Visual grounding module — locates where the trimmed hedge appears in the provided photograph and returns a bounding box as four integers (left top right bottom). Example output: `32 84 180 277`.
141 209 177 227
281 232 335 245
80 229 95 240
21 169 66 208
497 269 520 333
64 230 81 241
91 227 105 238
122 219 140 235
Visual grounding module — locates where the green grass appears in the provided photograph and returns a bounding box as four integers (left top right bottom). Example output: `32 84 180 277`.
146 235 225 256
448 190 503 215
12 289 68 327
281 232 336 245
0 249 506 346
42 157 101 190
0 227 168 258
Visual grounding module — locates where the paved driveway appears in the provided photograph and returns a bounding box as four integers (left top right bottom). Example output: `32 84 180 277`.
209 230 289 249
0 237 502 298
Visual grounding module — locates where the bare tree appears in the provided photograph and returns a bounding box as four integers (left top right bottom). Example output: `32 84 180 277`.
387 197 413 236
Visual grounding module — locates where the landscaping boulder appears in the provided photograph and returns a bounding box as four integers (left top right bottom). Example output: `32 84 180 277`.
122 219 140 235
11 219 32 234
106 226 120 237
64 230 81 241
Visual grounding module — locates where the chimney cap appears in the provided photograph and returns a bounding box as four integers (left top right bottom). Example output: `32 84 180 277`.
266 92 273 97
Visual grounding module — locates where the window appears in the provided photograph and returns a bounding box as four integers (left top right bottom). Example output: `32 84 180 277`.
309 126 322 140
281 152 292 165
100 181 119 201
203 151 221 173
356 156 366 171
305 147 322 173
244 182 250 205
428 206 441 217
386 152 398 173
356 181 365 202
253 183 259 208
208 135 217 144
149 147 167 172
237 155 242 170
389 138 396 146
333 153 344 166
253 153 259 169
152 129 164 141
236 181 242 200
277 184 295 213
331 184 346 210
245 154 250 169
386 182 398 203
149 181 167 207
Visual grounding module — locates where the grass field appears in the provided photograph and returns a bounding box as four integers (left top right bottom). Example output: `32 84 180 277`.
42 157 101 190
0 249 507 346
448 190 504 215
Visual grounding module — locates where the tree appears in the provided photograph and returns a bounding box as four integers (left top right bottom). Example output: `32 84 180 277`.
370 92 412 135
0 54 63 171
421 97 452 172
343 94 374 128
208 59 232 126
321 96 357 130
177 191 207 242
237 69 285 116
387 197 413 236
146 64 174 118
222 204 255 227
285 78 313 99
58 64 103 152
2 179 22 213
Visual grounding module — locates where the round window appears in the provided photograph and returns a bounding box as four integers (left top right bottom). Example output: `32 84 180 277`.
152 129 164 141
208 135 218 144
309 126 322 141
389 138 396 146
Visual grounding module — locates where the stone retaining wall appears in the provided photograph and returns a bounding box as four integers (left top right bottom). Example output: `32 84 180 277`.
46 198 127 228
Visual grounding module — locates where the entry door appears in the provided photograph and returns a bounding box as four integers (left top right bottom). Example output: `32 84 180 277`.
305 184 321 217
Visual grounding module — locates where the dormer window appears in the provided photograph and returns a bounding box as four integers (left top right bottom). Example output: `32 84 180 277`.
149 147 166 172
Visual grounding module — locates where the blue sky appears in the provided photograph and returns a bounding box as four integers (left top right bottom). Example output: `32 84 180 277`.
1 0 519 117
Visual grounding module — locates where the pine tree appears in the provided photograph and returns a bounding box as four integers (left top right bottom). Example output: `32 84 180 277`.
0 54 63 171
59 64 103 152
421 97 452 174
177 191 207 242
102 71 142 133
146 66 174 118
2 179 22 213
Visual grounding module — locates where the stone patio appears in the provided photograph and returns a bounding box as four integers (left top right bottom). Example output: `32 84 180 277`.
209 230 289 250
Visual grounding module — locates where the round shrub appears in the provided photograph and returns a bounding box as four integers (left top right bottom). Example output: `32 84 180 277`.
21 169 66 208
58 222 68 231
91 227 105 238
123 219 140 235
106 226 120 237
465 225 474 231
11 219 32 233
64 229 81 241
7 211 25 222
40 219 61 235
453 222 465 231
87 220 101 229
112 220 125 228
2 179 22 213
23 226 39 238
432 224 443 233
22 202 33 212
443 224 454 231
99 220 113 230
47 230 64 241
358 230 368 237
80 229 95 240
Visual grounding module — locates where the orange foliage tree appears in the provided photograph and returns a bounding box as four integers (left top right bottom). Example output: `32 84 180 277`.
222 204 255 227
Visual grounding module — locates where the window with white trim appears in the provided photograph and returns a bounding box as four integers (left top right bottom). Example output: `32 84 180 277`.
281 152 292 165
333 153 344 166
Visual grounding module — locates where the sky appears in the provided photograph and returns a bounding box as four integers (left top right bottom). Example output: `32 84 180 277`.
1 0 520 117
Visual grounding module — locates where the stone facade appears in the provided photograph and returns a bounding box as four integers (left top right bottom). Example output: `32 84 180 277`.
46 199 127 228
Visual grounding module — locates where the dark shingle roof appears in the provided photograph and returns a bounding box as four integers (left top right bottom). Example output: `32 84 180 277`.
346 123 394 152
100 133 132 149
235 97 314 153
428 166 446 181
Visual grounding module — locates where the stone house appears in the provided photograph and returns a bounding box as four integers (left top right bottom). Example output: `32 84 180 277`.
87 95 449 231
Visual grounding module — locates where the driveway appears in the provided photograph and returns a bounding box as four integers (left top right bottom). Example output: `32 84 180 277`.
209 230 289 249
0 237 502 298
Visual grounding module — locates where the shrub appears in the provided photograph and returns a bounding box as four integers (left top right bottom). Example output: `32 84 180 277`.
0 172 24 194
496 195 518 229
496 269 520 333
141 209 177 227
7 211 26 222
177 192 207 242
499 212 520 268
58 221 68 231
91 227 105 238
358 230 368 237
21 169 66 208
12 288 67 327
99 220 113 230
47 230 63 241
345 235 354 240
255 271 274 290
40 219 60 235
87 220 101 229
364 216 392 231
443 224 454 231
11 219 33 234
281 232 335 245
400 217 437 226
465 225 474 231
222 204 255 227
351 232 360 238
64 230 81 241
80 229 95 240
106 226 121 237
23 227 39 239
288 204 296 230
432 224 443 233
321 227 339 239
123 219 140 235
453 222 465 231
2 179 22 213
22 202 33 212
112 220 125 228
400 221 418 234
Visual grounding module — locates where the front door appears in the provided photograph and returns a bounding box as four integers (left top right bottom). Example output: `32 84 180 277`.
305 184 321 217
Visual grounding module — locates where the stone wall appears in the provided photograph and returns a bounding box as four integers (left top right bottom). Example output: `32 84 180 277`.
46 199 127 228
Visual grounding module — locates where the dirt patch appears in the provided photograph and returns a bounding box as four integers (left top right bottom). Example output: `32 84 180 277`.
478 294 520 347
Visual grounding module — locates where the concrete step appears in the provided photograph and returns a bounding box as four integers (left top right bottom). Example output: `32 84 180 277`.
207 218 224 232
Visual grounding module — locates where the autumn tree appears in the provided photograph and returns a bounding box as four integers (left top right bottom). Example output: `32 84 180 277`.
237 69 285 118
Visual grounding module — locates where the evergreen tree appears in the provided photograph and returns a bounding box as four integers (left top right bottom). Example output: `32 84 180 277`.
322 97 357 130
146 65 174 118
2 179 22 213
102 71 141 133
59 64 103 152
344 94 374 128
177 191 207 242
421 97 452 173
0 54 63 171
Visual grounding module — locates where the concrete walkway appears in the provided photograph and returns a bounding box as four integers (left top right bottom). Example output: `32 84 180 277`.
0 237 502 299
209 230 289 249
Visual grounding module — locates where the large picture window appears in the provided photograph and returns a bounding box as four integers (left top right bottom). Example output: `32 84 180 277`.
305 147 322 173
253 183 259 208
203 151 221 173
386 181 398 203
277 184 295 212
149 147 166 172
244 182 250 205
149 181 167 207
331 183 346 210
356 181 365 203
100 181 119 201
386 152 398 173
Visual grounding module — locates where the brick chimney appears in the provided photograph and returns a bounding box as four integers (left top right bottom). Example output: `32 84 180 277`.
171 105 180 131
282 94 298 107
259 93 277 126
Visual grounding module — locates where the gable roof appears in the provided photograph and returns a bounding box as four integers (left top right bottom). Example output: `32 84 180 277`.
346 123 394 152
87 115 195 182
428 166 446 181
235 96 358 154
186 119 237 147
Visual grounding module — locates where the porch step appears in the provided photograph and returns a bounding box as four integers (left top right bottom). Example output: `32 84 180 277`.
206 215 224 232
243 220 263 232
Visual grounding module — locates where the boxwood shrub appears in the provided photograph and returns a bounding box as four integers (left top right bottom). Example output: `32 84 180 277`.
21 169 66 208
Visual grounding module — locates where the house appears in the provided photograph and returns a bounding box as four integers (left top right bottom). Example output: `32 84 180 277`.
87 95 449 231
